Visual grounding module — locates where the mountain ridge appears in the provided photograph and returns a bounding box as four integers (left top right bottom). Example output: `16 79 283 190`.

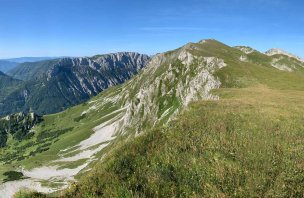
0 52 150 116
265 48 304 62
2 57 60 63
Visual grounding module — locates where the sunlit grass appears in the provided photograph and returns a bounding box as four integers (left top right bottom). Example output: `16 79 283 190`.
61 87 304 197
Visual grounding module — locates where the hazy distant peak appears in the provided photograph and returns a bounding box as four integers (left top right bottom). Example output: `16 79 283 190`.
265 48 304 62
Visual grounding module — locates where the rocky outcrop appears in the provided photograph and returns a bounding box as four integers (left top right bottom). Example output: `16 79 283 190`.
70 42 227 136
111 44 227 133
239 55 248 62
235 46 255 54
270 57 294 72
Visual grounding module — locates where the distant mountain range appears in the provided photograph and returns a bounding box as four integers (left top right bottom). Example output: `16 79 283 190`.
7 59 62 81
0 52 150 116
2 57 60 63
0 60 19 73
0 57 61 73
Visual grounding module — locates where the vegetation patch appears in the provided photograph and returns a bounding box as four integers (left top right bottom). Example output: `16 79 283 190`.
0 112 42 147
36 127 74 142
73 114 86 122
3 171 25 182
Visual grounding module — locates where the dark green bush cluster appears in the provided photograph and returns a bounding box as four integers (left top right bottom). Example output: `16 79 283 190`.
0 112 42 147
73 113 86 122
36 127 74 142
3 171 24 182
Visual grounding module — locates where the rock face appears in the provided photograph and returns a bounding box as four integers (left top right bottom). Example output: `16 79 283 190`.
42 52 150 95
270 57 294 72
0 112 42 147
118 50 226 133
121 45 226 133
80 41 228 136
0 52 150 116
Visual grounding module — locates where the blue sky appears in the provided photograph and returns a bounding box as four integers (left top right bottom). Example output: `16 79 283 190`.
0 0 303 58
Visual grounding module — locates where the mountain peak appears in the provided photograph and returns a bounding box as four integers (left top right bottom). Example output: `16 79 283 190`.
265 48 304 62
198 38 217 43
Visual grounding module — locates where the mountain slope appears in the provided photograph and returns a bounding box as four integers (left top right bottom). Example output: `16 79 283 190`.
264 49 304 72
0 52 150 116
7 59 61 81
0 39 303 197
0 72 22 101
62 88 304 198
0 112 42 148
265 48 304 62
234 46 304 73
61 40 304 197
0 40 228 196
0 60 18 73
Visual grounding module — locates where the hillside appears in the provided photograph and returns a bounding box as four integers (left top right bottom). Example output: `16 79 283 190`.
0 60 18 73
0 112 42 148
0 52 150 116
0 39 303 197
58 41 304 197
0 57 59 73
7 59 61 81
0 72 22 101
61 87 303 197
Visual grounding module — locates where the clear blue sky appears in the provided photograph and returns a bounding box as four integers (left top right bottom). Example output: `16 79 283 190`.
0 0 303 58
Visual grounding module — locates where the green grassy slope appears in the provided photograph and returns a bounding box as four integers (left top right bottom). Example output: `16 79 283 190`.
0 71 22 101
61 87 304 197
0 86 124 172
